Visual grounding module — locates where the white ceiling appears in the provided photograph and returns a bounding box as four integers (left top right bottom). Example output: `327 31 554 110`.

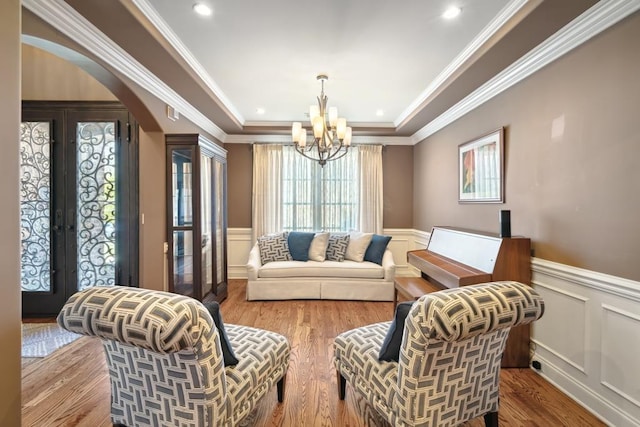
22 0 601 139
137 0 512 126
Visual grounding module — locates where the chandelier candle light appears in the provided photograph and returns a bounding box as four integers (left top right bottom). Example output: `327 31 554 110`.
292 74 352 167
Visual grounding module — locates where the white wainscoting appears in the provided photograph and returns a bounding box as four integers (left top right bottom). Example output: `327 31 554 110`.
531 258 640 427
228 227 640 425
227 228 253 279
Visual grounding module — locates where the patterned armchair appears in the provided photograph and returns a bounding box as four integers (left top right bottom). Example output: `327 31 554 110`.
57 286 290 427
334 281 544 427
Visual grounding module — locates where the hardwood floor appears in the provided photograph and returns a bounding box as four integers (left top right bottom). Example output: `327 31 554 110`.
22 280 605 426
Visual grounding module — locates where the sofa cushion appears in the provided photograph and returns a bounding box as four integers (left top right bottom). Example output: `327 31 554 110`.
326 234 350 262
204 301 239 366
224 324 290 423
334 321 398 407
364 234 392 265
309 232 330 261
345 232 373 262
257 260 385 279
378 301 413 362
287 231 315 261
258 233 292 264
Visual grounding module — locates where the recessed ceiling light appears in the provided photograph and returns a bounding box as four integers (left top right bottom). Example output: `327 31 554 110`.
443 6 462 19
193 3 213 17
375 109 384 117
256 108 266 115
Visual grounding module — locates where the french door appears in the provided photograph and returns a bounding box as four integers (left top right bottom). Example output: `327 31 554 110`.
20 102 138 316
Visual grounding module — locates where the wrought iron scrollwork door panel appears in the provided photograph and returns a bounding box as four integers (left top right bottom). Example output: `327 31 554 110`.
21 103 137 316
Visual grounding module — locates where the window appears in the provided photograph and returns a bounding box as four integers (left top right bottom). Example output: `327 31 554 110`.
282 146 358 232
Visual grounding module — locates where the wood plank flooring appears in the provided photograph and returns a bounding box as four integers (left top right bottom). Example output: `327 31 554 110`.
22 280 605 426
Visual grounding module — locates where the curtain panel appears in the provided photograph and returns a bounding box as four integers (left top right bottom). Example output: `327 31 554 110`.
252 144 383 238
251 144 283 243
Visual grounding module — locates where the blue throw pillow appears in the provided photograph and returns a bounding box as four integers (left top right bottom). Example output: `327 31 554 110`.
364 234 392 265
378 301 413 362
287 231 315 261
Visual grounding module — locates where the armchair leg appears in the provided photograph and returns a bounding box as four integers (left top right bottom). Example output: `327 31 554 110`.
277 374 286 403
484 411 499 427
337 371 346 400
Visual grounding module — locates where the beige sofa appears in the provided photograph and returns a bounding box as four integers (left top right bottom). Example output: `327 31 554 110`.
246 243 396 301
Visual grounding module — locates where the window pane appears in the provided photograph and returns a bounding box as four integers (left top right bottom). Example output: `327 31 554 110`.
282 146 358 232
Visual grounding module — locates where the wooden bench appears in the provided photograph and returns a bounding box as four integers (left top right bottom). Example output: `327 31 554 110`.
393 276 444 313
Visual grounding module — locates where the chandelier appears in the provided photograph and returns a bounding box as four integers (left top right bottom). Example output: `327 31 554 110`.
291 74 352 167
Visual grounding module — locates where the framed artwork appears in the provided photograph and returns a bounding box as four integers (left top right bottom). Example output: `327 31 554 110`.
458 127 504 203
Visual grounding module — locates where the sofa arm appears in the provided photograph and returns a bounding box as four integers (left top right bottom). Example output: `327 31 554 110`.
247 244 262 281
381 249 396 281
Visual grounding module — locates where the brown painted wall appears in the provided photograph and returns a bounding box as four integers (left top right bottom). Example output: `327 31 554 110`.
383 146 413 228
0 0 23 424
225 143 415 229
22 44 117 101
413 12 640 281
226 144 253 228
139 131 166 291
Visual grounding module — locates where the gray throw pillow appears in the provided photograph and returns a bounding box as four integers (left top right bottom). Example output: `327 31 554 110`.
257 233 292 264
326 234 350 261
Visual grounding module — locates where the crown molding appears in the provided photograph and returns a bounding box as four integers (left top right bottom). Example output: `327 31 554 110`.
412 0 640 143
395 0 531 127
131 0 244 124
224 134 413 145
22 0 228 142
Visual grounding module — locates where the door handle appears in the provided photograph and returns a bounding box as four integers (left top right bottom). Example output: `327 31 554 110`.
52 209 63 232
67 209 75 231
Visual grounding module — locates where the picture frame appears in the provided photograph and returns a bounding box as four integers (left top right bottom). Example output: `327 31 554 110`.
458 127 504 203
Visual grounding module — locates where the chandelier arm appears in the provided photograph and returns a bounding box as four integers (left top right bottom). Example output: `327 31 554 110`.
295 143 323 161
328 148 350 162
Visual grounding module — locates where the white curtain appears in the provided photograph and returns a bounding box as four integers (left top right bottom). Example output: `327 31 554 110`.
252 144 283 243
358 145 383 234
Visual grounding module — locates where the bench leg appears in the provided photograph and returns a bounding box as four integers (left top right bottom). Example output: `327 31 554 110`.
484 411 499 427
337 371 346 400
277 374 286 403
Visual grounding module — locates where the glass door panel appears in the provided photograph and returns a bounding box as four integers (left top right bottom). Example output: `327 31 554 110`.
201 155 213 297
76 121 117 290
170 148 195 297
214 160 225 285
172 150 193 227
20 121 52 292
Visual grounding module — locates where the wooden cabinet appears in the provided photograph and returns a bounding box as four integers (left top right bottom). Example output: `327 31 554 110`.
165 134 227 303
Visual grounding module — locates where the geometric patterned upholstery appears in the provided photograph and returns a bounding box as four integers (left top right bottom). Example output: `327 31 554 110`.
257 233 292 264
57 286 290 427
334 281 544 427
325 234 350 262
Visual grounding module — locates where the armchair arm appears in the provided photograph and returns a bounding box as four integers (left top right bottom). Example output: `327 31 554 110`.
381 249 396 281
246 244 262 281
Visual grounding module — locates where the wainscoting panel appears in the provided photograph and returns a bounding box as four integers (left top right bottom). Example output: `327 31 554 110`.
227 228 253 279
531 258 640 427
532 281 588 374
600 305 640 412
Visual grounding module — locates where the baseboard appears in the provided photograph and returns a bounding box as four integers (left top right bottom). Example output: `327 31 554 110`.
533 355 638 427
